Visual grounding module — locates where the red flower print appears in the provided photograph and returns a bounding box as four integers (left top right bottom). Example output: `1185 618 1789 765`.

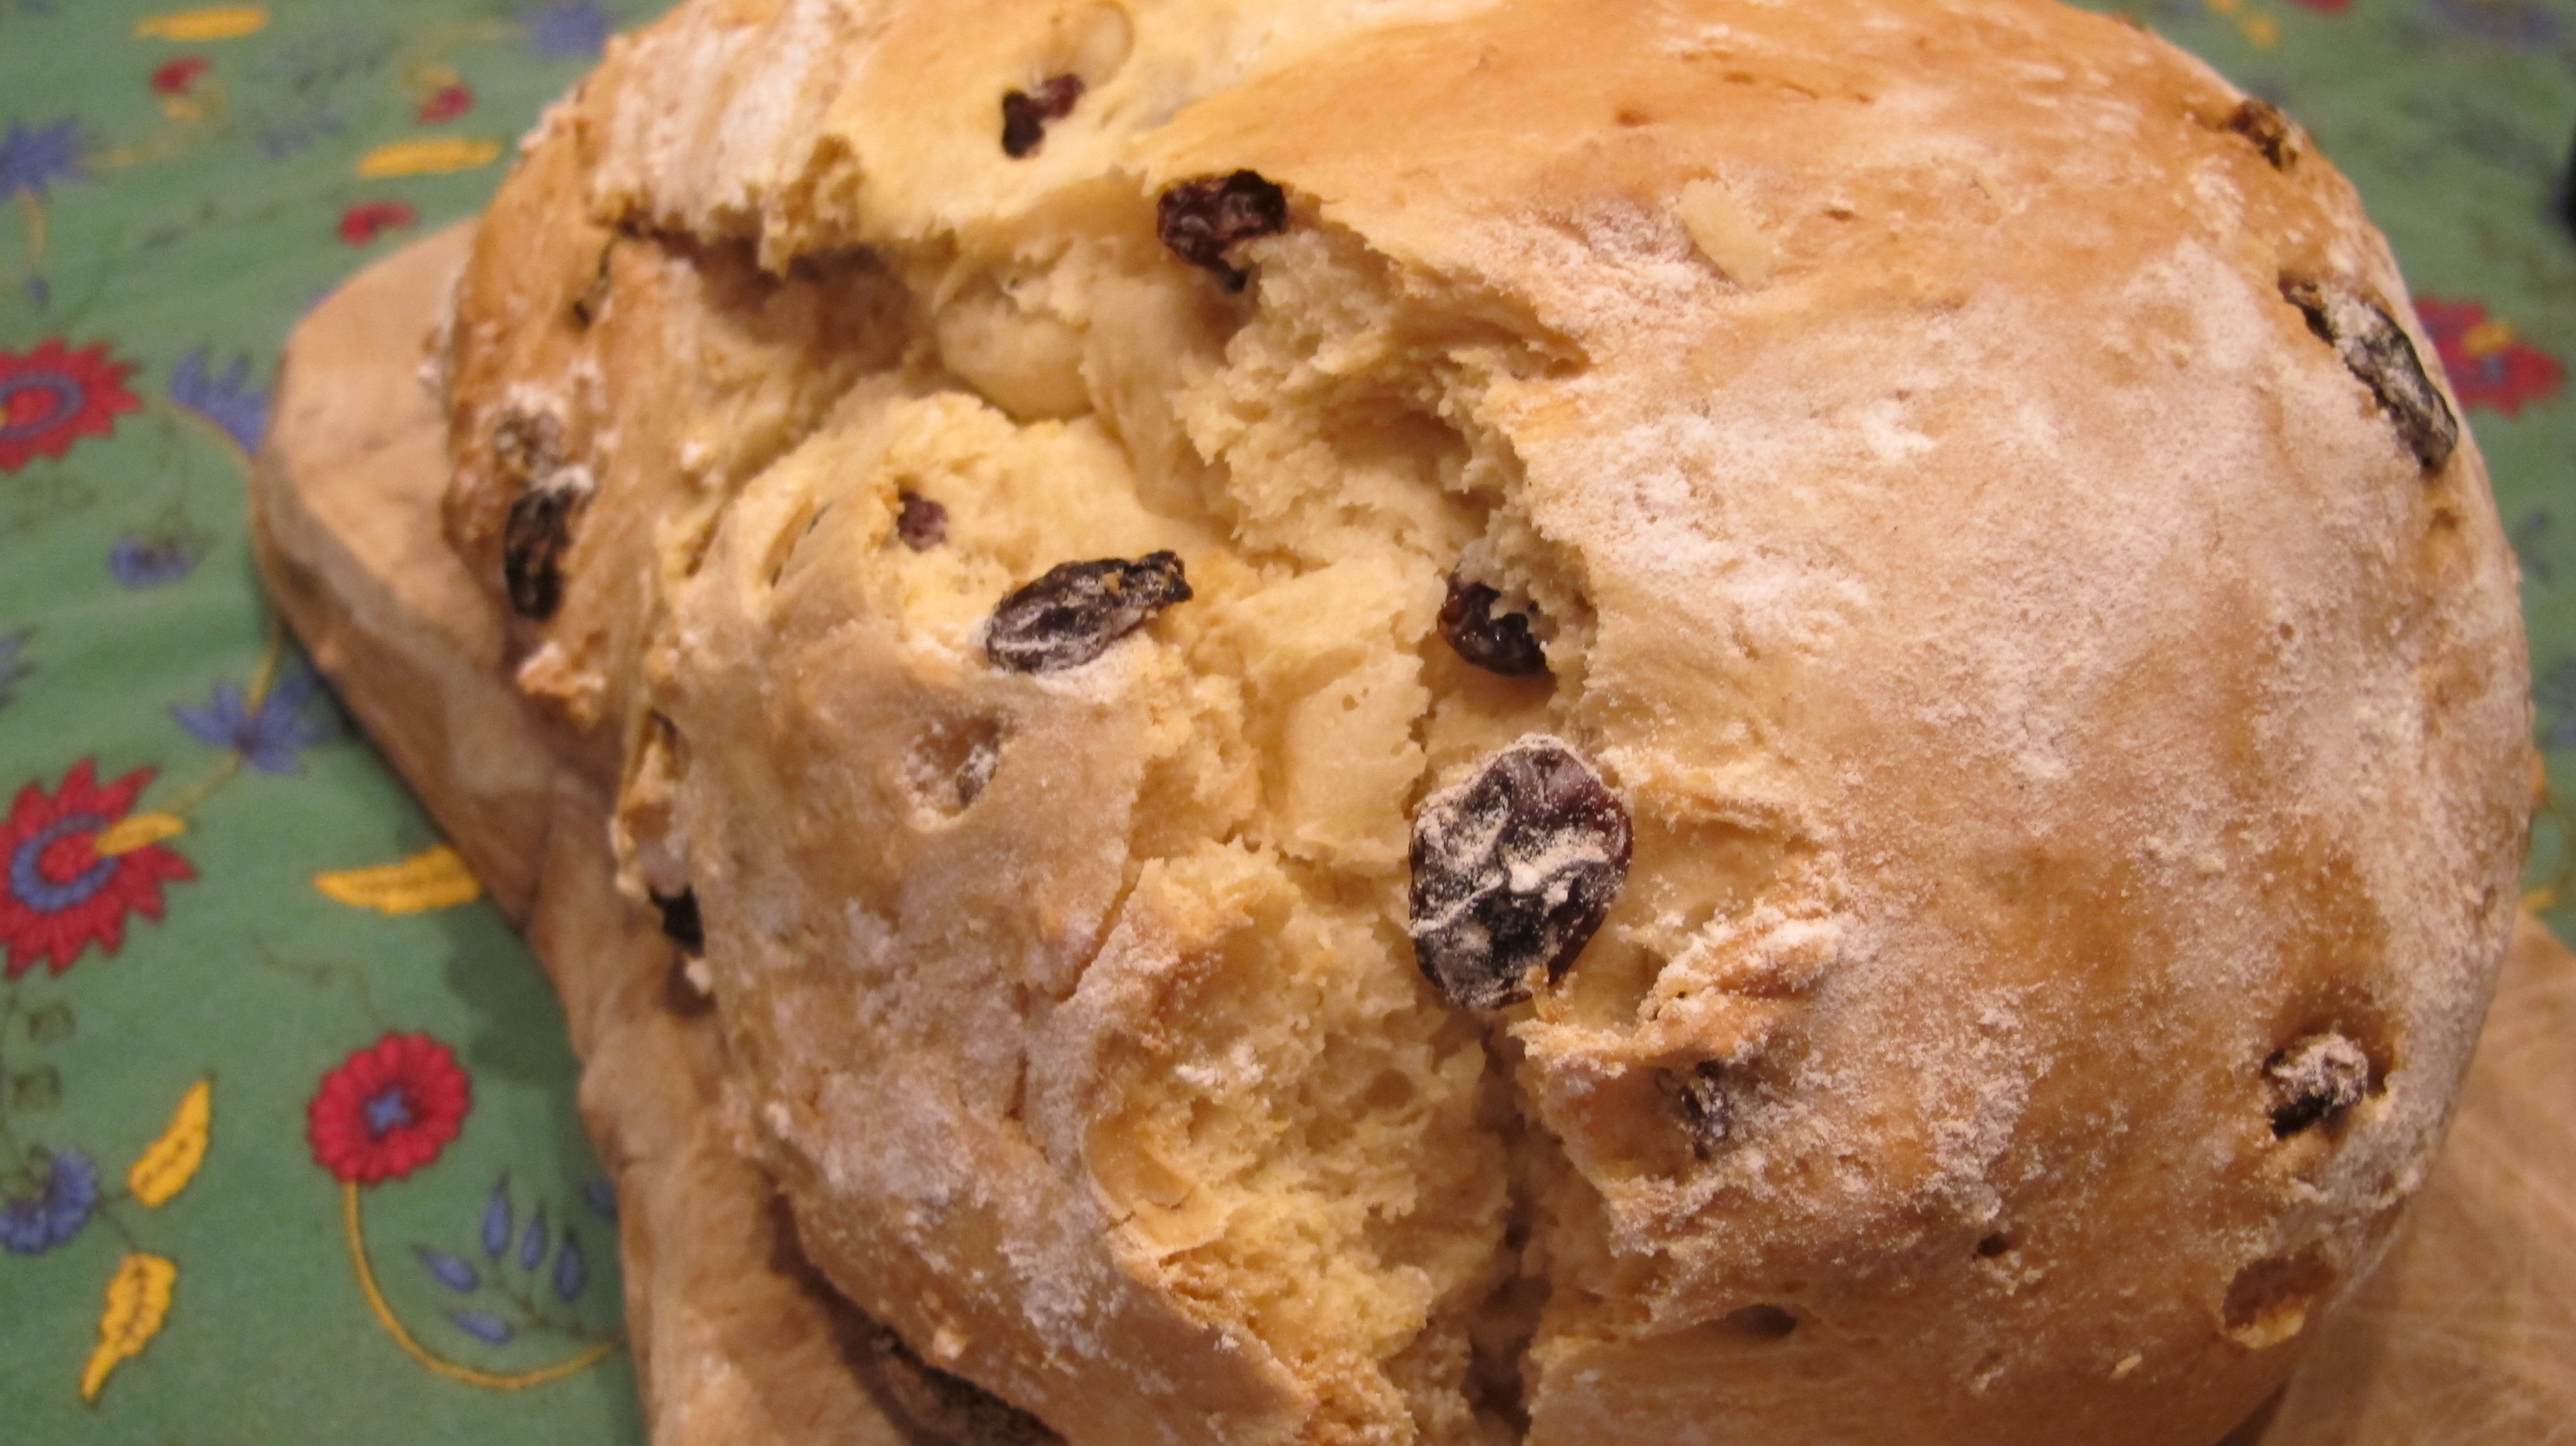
150 56 210 96
0 760 193 979
338 201 418 246
2419 299 2565 417
308 1034 472 1185
0 339 142 474
418 83 475 124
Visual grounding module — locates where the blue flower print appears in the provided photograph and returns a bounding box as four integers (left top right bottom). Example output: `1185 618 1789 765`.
523 0 611 61
518 1204 547 1269
109 532 203 589
415 1245 481 1293
553 1228 587 1301
0 1146 97 1255
483 1173 513 1258
173 664 335 775
168 350 272 456
417 1173 609 1349
2421 0 2561 50
2536 657 2576 752
0 119 81 201
446 1308 515 1345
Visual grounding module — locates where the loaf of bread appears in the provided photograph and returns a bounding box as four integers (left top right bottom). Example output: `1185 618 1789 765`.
420 0 2534 1442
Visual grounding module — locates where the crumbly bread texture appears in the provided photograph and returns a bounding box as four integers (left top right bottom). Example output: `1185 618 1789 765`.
430 1 2534 1444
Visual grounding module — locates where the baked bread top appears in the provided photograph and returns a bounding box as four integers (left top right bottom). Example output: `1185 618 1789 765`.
432 1 2534 1442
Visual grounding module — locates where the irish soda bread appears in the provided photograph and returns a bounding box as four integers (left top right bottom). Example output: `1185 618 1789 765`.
424 0 2534 1441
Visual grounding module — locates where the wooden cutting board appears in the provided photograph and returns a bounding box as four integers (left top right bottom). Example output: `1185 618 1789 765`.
256 225 925 1446
256 225 2576 1446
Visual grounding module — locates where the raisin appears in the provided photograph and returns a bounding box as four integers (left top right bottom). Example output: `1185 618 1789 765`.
1664 1062 1733 1158
953 734 1000 806
984 552 1193 674
1439 575 1549 676
2281 276 2459 472
2225 98 2296 169
896 491 949 551
2265 1032 2371 1137
502 468 592 621
651 888 704 954
1408 736 1632 1011
1156 171 1289 291
1001 74 1085 159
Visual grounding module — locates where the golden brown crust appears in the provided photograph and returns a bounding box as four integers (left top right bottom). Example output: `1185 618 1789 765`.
429 1 2533 1444
440 105 912 779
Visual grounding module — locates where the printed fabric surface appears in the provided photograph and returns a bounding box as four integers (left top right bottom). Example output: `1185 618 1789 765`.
0 0 2570 1441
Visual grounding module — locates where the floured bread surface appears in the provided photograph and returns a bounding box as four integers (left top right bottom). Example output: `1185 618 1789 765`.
434 1 2533 1443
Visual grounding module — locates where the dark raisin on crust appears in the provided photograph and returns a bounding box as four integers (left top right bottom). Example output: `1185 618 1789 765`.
1001 74 1085 159
1156 171 1289 292
1438 574 1549 676
984 552 1193 674
1664 1062 1733 1158
502 480 583 621
2280 275 2459 472
1408 735 1633 1011
896 491 949 551
951 733 1001 808
2265 1032 2371 1137
650 888 704 954
2225 98 2297 169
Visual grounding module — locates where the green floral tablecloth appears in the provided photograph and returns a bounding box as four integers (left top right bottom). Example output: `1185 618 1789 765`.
1 0 2570 1440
